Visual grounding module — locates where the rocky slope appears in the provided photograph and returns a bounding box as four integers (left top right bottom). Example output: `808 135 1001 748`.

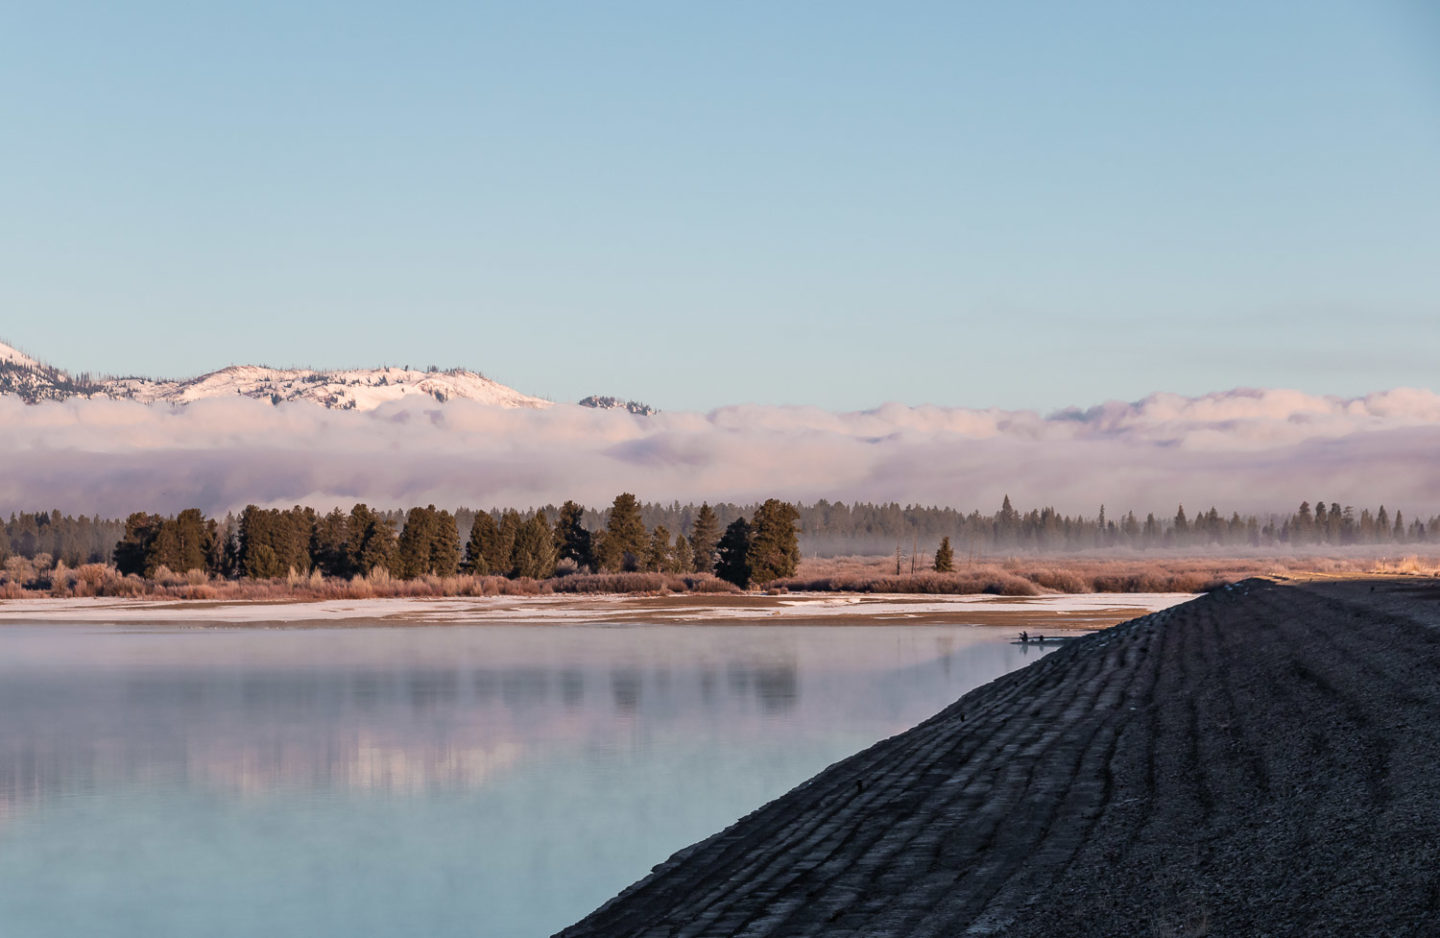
559 577 1440 937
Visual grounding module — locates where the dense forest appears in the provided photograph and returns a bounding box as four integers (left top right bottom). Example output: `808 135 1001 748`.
0 497 800 590
2 496 1437 589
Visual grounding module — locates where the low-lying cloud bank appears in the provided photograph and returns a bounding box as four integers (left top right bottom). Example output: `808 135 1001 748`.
2 388 1438 517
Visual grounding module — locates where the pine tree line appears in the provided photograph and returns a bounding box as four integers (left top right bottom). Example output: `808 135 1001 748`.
4 496 1438 579
0 511 123 567
90 495 800 589
455 496 1440 554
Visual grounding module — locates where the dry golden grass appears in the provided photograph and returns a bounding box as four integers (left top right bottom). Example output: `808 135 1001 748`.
777 552 1440 595
1369 554 1440 576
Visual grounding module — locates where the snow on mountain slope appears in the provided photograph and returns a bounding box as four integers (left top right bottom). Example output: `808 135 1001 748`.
0 340 552 410
107 364 552 409
577 394 658 416
0 340 102 403
0 341 40 368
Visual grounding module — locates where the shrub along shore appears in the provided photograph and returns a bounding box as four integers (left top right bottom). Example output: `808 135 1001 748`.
2 551 1435 601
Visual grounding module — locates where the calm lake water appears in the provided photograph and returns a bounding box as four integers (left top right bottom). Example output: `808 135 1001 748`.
0 622 1058 937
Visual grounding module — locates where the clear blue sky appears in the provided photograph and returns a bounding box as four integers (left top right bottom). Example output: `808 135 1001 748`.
2 1 1436 410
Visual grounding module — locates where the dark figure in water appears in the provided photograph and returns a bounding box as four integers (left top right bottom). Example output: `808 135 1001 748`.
1019 631 1029 643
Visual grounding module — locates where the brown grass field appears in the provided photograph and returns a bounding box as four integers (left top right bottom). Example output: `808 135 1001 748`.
774 551 1440 595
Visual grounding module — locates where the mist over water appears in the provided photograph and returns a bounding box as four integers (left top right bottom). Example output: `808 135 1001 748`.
0 621 1055 938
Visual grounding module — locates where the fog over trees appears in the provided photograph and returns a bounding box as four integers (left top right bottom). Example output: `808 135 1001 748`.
2 496 1438 587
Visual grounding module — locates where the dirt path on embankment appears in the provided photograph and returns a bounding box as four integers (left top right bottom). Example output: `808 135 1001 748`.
557 578 1440 937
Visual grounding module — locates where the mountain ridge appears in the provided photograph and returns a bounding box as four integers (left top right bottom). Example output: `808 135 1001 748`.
0 339 566 411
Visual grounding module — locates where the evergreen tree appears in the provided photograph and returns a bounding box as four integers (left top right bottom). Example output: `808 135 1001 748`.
688 502 720 574
671 533 694 574
113 512 162 577
395 506 437 579
297 508 319 571
1202 507 1221 544
601 493 648 572
747 499 800 585
1292 501 1314 544
1359 508 1376 543
347 504 395 576
464 511 499 574
430 509 461 576
645 525 673 572
238 505 288 579
715 517 752 588
512 511 558 579
494 509 523 575
163 508 213 574
143 520 181 574
313 508 352 577
996 494 1019 546
11 513 39 556
553 500 594 570
933 536 955 573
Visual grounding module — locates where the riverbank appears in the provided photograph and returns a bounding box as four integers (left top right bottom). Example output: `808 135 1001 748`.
557 577 1440 936
0 591 1193 628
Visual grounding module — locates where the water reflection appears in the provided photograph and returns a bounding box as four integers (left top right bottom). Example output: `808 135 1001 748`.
0 622 1055 938
0 630 818 809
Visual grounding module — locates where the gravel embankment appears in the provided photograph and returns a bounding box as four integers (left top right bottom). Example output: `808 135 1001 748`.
556 577 1440 937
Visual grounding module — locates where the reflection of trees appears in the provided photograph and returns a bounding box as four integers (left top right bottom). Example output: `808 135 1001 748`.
0 653 802 817
722 661 799 711
559 670 584 707
753 666 798 713
604 661 799 715
611 669 642 711
499 669 547 708
408 670 459 709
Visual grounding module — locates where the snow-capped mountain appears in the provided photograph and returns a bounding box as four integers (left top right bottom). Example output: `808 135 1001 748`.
0 340 553 410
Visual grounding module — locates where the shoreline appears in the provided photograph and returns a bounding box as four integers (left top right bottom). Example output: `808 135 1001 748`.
0 591 1195 628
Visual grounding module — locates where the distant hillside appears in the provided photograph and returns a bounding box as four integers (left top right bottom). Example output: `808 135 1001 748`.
577 395 658 416
0 340 554 410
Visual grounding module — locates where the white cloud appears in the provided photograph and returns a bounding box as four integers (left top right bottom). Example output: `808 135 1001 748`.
1 388 1438 517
